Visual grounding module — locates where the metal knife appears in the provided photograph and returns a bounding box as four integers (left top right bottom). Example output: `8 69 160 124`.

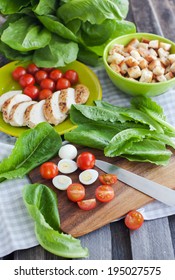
95 159 175 206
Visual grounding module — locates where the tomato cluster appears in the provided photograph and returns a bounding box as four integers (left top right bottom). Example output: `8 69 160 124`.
12 63 79 101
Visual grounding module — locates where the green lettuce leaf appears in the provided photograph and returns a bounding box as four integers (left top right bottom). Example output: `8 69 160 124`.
0 0 30 14
57 0 129 25
33 34 79 67
131 96 175 136
1 16 51 51
31 0 59 15
0 122 62 182
23 183 89 258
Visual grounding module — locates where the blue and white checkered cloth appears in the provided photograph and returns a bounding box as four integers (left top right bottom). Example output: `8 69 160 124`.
1 67 175 257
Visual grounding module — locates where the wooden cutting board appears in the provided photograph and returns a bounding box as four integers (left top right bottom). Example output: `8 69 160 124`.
29 145 175 237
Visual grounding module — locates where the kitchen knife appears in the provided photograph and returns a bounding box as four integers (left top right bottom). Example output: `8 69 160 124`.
95 159 175 206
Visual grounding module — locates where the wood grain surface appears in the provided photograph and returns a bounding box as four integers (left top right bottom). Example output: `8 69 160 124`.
29 145 175 237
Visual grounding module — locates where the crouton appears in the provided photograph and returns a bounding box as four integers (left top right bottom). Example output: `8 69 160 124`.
158 48 169 58
156 75 167 82
159 56 170 67
139 69 153 83
149 40 159 49
145 54 157 63
170 62 175 73
130 50 141 60
149 48 158 57
165 72 174 80
141 38 150 44
139 58 148 69
153 65 165 76
126 38 140 48
127 66 142 79
138 47 149 58
107 52 124 65
138 42 149 50
159 42 171 51
109 44 124 55
125 56 139 67
148 60 161 71
109 63 121 73
169 54 175 64
120 61 128 75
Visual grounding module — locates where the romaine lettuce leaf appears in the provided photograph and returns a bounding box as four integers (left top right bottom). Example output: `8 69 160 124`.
31 0 59 16
0 0 30 14
23 183 89 258
0 122 62 182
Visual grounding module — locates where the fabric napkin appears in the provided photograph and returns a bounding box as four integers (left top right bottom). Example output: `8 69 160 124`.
1 67 175 258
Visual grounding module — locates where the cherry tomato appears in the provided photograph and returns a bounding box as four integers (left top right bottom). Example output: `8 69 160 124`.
77 199 96 211
23 85 39 100
64 69 79 85
56 77 71 90
19 73 35 88
49 69 63 82
95 185 114 203
12 66 27 81
76 152 95 170
27 63 39 74
40 78 55 91
124 210 144 230
67 183 85 202
40 162 59 179
38 89 53 100
99 174 117 185
35 70 48 84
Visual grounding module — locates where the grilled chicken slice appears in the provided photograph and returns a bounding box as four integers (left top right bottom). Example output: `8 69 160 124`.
43 91 67 125
74 84 90 104
24 100 47 128
9 101 37 127
0 90 22 111
58 87 76 114
2 93 31 123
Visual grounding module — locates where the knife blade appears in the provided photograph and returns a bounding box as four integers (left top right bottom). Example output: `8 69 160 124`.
95 159 175 206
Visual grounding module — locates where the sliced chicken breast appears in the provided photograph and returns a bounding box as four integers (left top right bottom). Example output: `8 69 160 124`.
43 91 67 125
24 100 47 128
9 101 37 127
0 90 22 111
58 87 76 114
74 84 90 104
2 93 31 123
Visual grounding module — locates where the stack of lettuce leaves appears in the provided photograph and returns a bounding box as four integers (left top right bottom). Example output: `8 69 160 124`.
65 96 175 166
0 0 136 67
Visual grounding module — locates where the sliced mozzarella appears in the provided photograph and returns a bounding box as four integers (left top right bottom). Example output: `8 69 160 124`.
79 169 99 185
0 90 22 111
52 175 72 190
58 159 78 174
24 100 47 128
2 93 31 123
9 100 37 126
58 144 78 160
43 91 67 125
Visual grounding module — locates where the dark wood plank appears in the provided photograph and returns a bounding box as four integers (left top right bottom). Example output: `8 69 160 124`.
129 0 163 35
151 0 175 41
110 219 132 260
131 218 175 259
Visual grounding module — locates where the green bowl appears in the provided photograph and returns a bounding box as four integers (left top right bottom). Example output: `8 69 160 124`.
103 33 175 96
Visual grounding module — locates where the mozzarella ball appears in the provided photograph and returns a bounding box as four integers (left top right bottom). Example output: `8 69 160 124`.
58 144 78 160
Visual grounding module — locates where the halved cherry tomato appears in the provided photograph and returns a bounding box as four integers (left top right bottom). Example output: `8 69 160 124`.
56 77 71 90
40 162 59 179
77 198 96 211
19 73 35 88
38 89 53 100
99 174 117 185
27 63 39 74
12 66 27 81
40 78 55 91
76 152 95 170
95 185 114 203
124 210 144 230
49 69 63 82
67 183 85 202
35 70 48 84
23 85 39 100
64 69 79 85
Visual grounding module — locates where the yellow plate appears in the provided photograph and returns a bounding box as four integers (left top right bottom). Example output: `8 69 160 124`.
0 60 102 137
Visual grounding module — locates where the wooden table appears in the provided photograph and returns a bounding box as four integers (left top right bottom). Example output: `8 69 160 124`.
1 0 175 260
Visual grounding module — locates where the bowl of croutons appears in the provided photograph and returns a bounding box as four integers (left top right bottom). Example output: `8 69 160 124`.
103 33 175 96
